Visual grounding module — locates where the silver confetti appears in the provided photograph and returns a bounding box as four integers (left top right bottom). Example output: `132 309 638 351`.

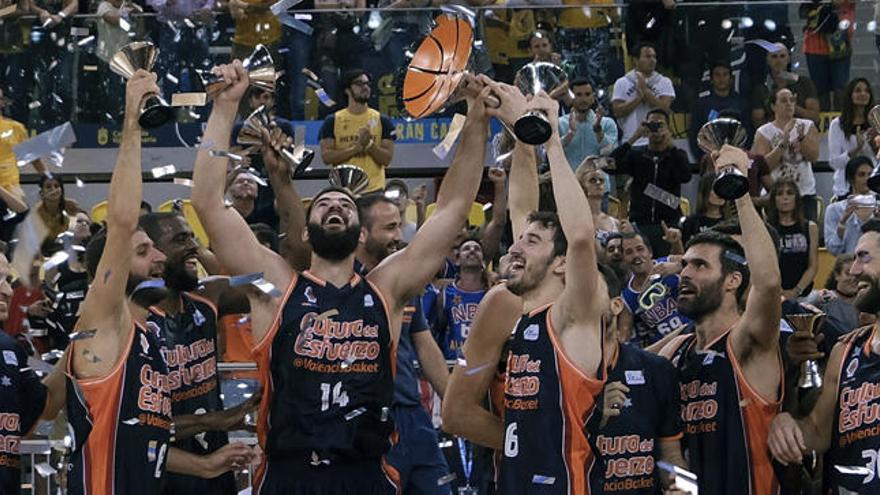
28 101 41 110
68 329 97 341
75 177 84 188
122 417 140 426
173 178 193 187
209 150 244 162
151 164 176 178
437 473 457 486
165 73 179 85
344 407 367 421
34 462 57 478
532 475 556 485
76 35 95 47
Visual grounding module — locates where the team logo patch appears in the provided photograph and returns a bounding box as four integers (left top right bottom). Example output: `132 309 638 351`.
523 324 539 341
625 370 645 385
364 294 374 307
3 350 17 366
846 358 859 378
304 286 317 306
193 308 205 326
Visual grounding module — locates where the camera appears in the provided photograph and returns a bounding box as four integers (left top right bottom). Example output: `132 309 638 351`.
644 122 662 132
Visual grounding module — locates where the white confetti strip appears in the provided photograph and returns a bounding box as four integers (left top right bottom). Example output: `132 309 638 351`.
344 407 367 421
76 35 95 47
151 164 176 178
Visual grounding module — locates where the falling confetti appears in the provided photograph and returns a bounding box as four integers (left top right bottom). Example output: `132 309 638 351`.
75 177 84 188
28 101 41 110
344 407 367 421
151 164 176 178
437 473 457 486
68 329 97 341
209 150 244 162
173 178 193 187
76 35 95 47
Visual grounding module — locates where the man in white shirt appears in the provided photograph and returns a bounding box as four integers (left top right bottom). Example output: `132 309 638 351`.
612 42 675 147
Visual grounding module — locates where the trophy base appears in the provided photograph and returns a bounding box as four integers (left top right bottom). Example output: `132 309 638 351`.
712 173 750 200
513 113 552 146
139 95 175 129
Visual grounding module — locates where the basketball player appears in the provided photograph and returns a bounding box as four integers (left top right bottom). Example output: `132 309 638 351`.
659 144 782 494
67 72 254 495
139 211 257 494
445 86 610 494
190 62 494 494
768 219 880 493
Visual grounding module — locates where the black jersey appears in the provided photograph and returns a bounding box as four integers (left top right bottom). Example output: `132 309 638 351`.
148 292 234 494
66 322 173 495
826 326 880 493
252 271 396 491
499 304 605 495
0 332 47 495
589 342 682 494
665 330 781 495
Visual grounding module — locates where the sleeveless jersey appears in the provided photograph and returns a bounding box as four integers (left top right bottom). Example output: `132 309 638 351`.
622 269 689 348
589 343 682 494
500 304 605 495
826 326 880 493
148 292 234 494
439 283 486 359
665 329 781 495
0 332 47 495
66 322 173 495
252 271 396 489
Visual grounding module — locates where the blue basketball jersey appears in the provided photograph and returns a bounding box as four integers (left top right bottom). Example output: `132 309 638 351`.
622 269 689 348
439 283 486 359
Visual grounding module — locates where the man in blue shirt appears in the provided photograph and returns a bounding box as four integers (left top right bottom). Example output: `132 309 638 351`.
689 61 750 161
559 79 619 170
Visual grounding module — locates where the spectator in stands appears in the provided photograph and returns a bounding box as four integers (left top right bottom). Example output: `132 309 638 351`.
610 108 690 257
800 0 854 111
0 88 35 239
689 61 750 161
806 253 859 332
765 178 818 300
824 156 876 256
527 30 560 65
319 69 396 193
624 0 678 70
482 8 549 83
0 1 33 124
149 0 215 98
751 43 821 126
753 87 821 222
680 172 730 246
828 78 876 200
36 175 80 241
29 0 77 125
95 0 137 123
384 180 426 244
556 0 617 90
6 260 51 352
612 42 675 147
677 0 738 109
559 79 618 170
228 0 280 61
575 157 620 244
742 0 795 91
225 166 278 230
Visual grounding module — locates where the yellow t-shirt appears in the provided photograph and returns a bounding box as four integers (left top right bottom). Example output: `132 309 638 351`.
558 0 615 29
0 117 27 189
327 108 390 193
482 9 537 65
232 0 281 48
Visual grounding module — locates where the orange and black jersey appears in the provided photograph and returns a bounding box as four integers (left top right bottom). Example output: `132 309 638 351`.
66 322 172 495
0 332 47 495
252 271 397 492
588 342 682 494
826 326 880 493
148 292 235 495
665 329 781 495
500 304 604 495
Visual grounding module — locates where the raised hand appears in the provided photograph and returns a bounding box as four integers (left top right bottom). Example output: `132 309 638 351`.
211 60 249 107
124 70 161 122
481 77 529 127
487 167 506 185
661 220 681 246
261 126 293 179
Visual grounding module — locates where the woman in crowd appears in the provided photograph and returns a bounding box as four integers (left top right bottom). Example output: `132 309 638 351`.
575 156 619 247
680 171 729 245
765 178 818 301
753 87 821 221
827 77 876 200
824 156 877 255
36 175 81 245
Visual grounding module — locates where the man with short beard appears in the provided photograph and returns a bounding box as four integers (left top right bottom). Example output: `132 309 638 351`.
139 212 258 495
191 62 494 494
659 145 783 494
769 219 880 493
68 71 255 495
319 69 396 193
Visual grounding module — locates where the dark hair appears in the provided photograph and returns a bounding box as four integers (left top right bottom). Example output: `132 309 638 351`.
633 42 657 59
620 230 653 254
39 174 67 225
825 253 855 291
306 186 361 221
696 171 721 216
765 178 806 229
840 78 874 139
710 218 781 255
537 173 557 213
526 210 567 258
845 155 874 187
597 261 623 298
770 86 796 106
570 78 592 90
646 108 670 124
718 108 743 122
861 218 880 235
250 222 276 247
686 229 751 304
84 227 108 280
342 69 371 91
709 61 732 74
356 192 396 230
138 212 180 245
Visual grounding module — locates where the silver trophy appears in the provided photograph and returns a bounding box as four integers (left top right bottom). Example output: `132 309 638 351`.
109 41 175 129
237 106 314 179
510 62 569 145
697 117 750 200
866 105 880 193
785 312 825 389
195 44 276 100
329 165 370 196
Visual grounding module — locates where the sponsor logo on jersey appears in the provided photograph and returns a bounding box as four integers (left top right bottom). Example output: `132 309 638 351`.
2 351 16 366
680 380 719 435
625 370 645 385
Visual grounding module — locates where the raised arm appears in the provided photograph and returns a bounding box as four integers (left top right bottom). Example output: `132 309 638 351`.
719 145 781 350
480 167 508 263
190 61 291 289
262 127 310 271
371 78 493 307
508 140 539 240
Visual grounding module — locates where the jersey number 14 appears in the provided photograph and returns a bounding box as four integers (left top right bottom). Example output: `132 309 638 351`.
320 382 350 411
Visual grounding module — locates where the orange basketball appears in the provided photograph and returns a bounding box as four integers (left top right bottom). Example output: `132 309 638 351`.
403 15 474 119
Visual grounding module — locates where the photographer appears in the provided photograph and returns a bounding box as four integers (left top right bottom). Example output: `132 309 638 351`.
610 108 691 257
